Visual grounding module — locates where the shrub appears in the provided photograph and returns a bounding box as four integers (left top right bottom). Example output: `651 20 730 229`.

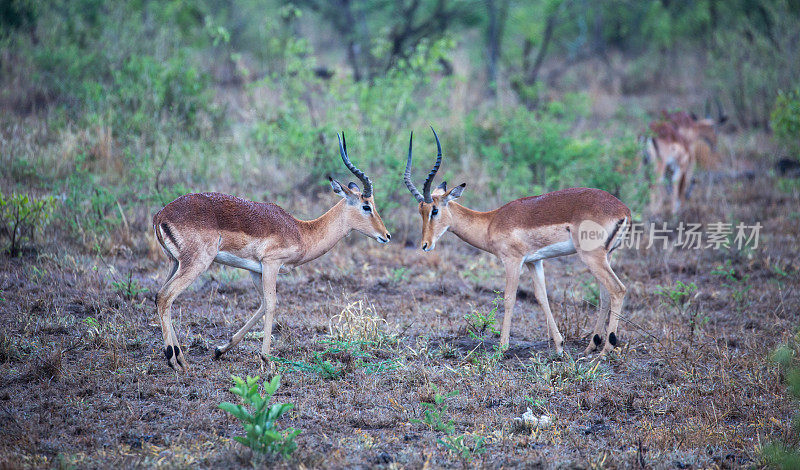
219 374 300 459
707 1 800 128
0 191 55 256
466 99 640 206
771 88 800 158
464 293 501 340
60 152 124 242
10 1 219 138
110 271 148 301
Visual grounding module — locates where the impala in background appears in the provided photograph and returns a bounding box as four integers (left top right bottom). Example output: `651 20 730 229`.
152 134 391 371
404 128 630 357
642 99 727 214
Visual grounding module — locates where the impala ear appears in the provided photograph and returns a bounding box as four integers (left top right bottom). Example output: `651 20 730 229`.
443 183 466 204
432 181 447 197
348 182 362 194
329 177 360 204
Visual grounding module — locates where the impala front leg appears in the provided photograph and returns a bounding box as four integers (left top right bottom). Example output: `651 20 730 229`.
259 264 279 370
531 260 564 354
213 265 279 360
499 258 522 349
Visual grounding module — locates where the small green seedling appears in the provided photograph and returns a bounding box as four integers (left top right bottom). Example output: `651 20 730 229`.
219 374 301 459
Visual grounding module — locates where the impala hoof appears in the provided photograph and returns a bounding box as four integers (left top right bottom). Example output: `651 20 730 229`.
213 347 223 360
164 345 188 372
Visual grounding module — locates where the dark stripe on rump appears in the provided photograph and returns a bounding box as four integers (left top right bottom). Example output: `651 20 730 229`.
605 218 625 251
161 223 179 250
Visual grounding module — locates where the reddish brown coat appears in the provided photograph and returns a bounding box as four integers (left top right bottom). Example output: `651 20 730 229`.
490 187 630 232
153 193 303 248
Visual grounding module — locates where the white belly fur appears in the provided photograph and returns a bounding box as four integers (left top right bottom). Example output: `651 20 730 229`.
522 239 576 264
214 251 263 273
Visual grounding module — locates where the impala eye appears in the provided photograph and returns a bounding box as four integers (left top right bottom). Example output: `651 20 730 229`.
431 206 439 216
362 205 372 212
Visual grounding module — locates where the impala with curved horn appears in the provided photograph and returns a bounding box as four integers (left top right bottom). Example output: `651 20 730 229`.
153 133 390 371
405 127 630 356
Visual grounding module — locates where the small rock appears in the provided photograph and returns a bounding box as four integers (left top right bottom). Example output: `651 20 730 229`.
514 407 552 429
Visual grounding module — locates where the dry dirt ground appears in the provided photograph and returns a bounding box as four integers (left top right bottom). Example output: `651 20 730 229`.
0 171 798 469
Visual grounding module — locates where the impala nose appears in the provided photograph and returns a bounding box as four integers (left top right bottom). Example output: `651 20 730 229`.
422 242 428 251
386 233 391 240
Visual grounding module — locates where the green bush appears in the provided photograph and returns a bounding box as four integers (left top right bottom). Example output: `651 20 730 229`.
0 191 55 257
11 0 219 138
707 1 800 128
466 99 639 206
61 153 120 239
111 53 215 136
219 374 301 459
771 88 800 158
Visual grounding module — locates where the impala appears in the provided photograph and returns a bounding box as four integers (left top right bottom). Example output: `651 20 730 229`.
642 119 692 214
404 128 630 356
643 101 727 214
153 134 391 371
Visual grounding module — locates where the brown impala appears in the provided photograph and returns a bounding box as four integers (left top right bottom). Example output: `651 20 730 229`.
643 100 727 214
153 134 391 371
404 128 630 357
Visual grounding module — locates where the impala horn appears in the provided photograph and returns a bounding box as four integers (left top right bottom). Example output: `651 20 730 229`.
404 132 424 203
337 132 372 197
421 126 443 203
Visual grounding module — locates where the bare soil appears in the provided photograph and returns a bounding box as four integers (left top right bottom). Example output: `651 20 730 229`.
0 172 798 469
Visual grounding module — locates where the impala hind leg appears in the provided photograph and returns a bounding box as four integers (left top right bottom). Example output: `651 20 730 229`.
577 250 626 356
671 166 684 214
531 260 564 354
584 285 611 355
157 250 215 371
499 258 522 350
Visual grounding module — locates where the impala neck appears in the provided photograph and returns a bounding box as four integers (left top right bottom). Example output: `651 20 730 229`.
296 200 351 264
447 202 494 253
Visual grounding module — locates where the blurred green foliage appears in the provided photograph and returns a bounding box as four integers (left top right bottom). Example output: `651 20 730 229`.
0 0 797 250
771 89 800 159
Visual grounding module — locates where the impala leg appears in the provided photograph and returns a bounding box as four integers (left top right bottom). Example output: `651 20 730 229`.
584 286 611 355
650 160 666 214
213 271 265 359
499 258 522 349
683 156 696 201
577 250 626 356
157 250 215 372
531 260 563 354
259 264 279 369
671 166 683 214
